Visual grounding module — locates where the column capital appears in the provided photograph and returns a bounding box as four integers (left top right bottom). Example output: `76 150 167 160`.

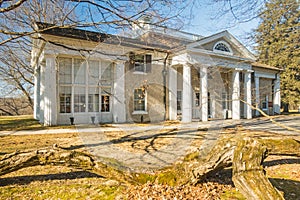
234 68 243 71
199 64 210 69
182 62 193 67
44 54 57 58
245 69 254 73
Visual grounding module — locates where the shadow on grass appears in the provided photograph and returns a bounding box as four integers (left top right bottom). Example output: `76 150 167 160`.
264 158 300 167
70 128 206 152
0 171 103 186
269 178 300 200
198 168 234 186
0 117 42 131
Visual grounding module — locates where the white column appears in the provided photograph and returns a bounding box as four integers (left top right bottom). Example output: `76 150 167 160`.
273 75 281 114
43 55 57 126
113 62 126 123
200 66 208 122
33 65 41 120
39 59 45 124
244 71 252 119
232 70 240 120
31 40 45 120
255 76 260 116
168 66 177 120
182 64 192 122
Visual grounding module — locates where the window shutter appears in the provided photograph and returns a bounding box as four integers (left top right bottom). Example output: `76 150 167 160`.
145 54 152 73
129 52 135 71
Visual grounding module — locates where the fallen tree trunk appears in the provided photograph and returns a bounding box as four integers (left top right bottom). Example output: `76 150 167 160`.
0 145 133 183
232 137 284 200
189 134 300 199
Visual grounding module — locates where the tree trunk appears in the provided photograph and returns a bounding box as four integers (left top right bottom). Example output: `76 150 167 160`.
0 145 133 184
232 137 284 200
188 135 300 199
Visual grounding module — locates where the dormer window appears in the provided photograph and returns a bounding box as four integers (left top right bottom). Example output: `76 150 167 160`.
213 41 233 55
129 52 152 73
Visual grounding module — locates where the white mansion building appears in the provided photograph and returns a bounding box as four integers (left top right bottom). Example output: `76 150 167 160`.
32 22 281 125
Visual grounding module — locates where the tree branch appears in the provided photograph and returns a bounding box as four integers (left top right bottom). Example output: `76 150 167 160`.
0 0 27 13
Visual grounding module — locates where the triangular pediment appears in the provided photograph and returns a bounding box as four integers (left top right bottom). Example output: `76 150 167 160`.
187 31 256 60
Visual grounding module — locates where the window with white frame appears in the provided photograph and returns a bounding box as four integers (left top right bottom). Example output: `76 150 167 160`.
101 95 110 112
74 87 86 112
177 91 182 112
101 87 111 112
59 86 71 113
222 92 228 109
100 61 113 86
74 59 86 84
213 41 233 55
262 95 268 110
134 88 146 111
58 57 113 114
134 54 145 72
59 58 72 84
129 53 152 73
195 92 200 106
88 60 99 85
88 87 99 112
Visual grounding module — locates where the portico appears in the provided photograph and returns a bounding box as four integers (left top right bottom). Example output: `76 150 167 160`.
170 31 256 122
170 62 254 122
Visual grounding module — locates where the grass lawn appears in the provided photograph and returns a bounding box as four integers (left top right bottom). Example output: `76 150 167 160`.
0 115 75 131
0 132 124 200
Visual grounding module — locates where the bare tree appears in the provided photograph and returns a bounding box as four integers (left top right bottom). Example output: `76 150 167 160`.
0 0 193 115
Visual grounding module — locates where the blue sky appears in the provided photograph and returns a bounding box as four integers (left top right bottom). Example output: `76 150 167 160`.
181 1 262 51
186 17 260 51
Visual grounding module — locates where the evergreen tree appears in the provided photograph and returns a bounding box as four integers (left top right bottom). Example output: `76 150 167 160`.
255 0 300 111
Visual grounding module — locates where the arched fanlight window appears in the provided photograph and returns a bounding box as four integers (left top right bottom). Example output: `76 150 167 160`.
213 41 233 55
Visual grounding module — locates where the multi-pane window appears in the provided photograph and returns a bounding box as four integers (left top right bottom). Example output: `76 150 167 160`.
88 87 99 112
74 87 86 112
58 57 112 114
88 60 99 85
262 95 268 110
101 95 110 112
129 53 152 73
59 86 71 113
100 62 112 86
214 43 230 52
101 87 111 112
74 59 86 84
195 92 200 106
134 55 145 72
213 41 232 55
177 91 182 111
222 92 228 109
134 88 146 111
59 58 72 84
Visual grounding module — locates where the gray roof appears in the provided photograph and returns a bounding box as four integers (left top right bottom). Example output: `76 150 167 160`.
36 22 189 52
